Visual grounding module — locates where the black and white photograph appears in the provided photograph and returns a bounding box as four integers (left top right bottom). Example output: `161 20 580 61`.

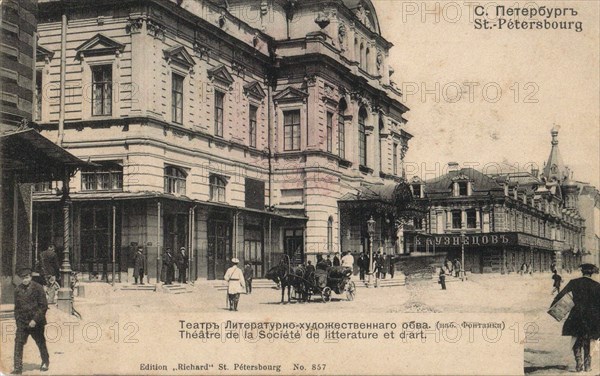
1 0 599 375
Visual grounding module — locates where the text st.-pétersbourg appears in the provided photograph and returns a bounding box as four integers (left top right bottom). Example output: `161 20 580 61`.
140 363 283 373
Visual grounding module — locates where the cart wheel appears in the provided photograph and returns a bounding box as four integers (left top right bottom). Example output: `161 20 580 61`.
346 281 356 301
321 287 332 302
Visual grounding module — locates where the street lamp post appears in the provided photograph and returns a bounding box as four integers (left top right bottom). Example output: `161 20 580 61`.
461 231 465 282
367 216 375 288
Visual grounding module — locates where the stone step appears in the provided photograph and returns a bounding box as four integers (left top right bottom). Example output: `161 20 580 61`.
161 284 193 294
120 284 157 292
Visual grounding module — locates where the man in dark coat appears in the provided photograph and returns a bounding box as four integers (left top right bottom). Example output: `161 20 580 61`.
388 253 395 279
332 253 341 267
176 247 189 283
13 268 49 374
40 245 60 304
162 248 175 285
357 252 367 281
550 263 600 372
133 247 145 285
243 262 254 294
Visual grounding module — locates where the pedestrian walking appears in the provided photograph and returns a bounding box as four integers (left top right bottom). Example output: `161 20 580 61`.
550 263 600 373
12 268 50 375
381 252 389 279
388 253 395 279
162 248 175 285
357 252 367 281
551 269 562 295
453 259 462 278
520 262 527 276
324 255 333 268
243 262 254 294
438 266 447 290
133 246 145 285
40 245 60 304
224 258 246 311
175 247 188 283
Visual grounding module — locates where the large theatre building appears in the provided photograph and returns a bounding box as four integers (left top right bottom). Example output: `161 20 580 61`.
404 129 585 274
32 0 412 281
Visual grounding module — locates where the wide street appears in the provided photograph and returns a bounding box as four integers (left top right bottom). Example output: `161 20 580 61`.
1 272 598 375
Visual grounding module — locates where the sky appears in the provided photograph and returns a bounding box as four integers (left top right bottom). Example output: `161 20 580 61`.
373 0 600 187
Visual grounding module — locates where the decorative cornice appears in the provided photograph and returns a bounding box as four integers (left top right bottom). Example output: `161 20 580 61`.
75 33 125 60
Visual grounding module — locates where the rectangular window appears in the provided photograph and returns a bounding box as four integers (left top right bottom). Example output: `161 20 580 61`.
338 112 345 159
35 70 42 121
458 182 468 196
393 142 399 175
164 166 187 195
326 112 333 153
414 218 422 230
466 209 477 229
92 65 112 116
81 162 123 191
283 110 301 151
452 210 462 229
214 91 224 137
209 174 227 202
171 74 184 124
249 105 257 148
358 114 367 166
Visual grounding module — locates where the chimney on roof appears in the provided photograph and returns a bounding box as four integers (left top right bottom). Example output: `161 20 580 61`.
448 162 459 172
531 167 539 178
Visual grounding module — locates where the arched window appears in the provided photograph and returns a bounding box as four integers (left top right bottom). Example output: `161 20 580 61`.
209 174 227 202
338 99 347 159
354 38 360 64
358 107 368 166
365 47 371 73
327 216 334 252
164 166 187 195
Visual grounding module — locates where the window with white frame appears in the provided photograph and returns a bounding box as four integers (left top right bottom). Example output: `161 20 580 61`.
393 142 399 175
82 161 123 191
452 210 462 229
283 110 301 151
209 174 227 202
214 91 225 137
249 105 257 148
172 73 184 124
358 108 367 166
91 65 112 116
466 209 477 229
164 166 187 195
326 111 333 153
35 70 42 121
338 103 346 159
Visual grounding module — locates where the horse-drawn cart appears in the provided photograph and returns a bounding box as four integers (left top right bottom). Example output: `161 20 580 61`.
265 260 357 303
311 267 356 302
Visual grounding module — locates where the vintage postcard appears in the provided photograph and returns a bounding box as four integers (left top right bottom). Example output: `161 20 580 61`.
1 0 599 375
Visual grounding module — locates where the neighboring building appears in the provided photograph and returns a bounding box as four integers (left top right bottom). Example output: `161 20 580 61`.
404 129 585 274
1 0 85 303
578 185 600 267
32 0 412 281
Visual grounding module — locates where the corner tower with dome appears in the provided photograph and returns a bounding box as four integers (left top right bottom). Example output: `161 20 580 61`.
31 0 412 281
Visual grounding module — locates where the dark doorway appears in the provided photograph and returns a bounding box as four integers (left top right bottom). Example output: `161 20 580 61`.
284 228 304 266
244 226 264 278
207 219 231 280
163 213 188 253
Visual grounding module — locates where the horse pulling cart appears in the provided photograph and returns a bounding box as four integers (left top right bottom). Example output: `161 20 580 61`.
265 257 357 303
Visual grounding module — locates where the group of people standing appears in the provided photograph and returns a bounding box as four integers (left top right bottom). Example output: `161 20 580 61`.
160 247 189 285
356 251 396 281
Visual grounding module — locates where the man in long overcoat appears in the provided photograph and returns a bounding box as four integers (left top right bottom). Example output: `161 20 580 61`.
176 247 189 283
133 247 145 284
40 245 60 303
13 268 49 374
550 263 600 372
162 248 175 285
